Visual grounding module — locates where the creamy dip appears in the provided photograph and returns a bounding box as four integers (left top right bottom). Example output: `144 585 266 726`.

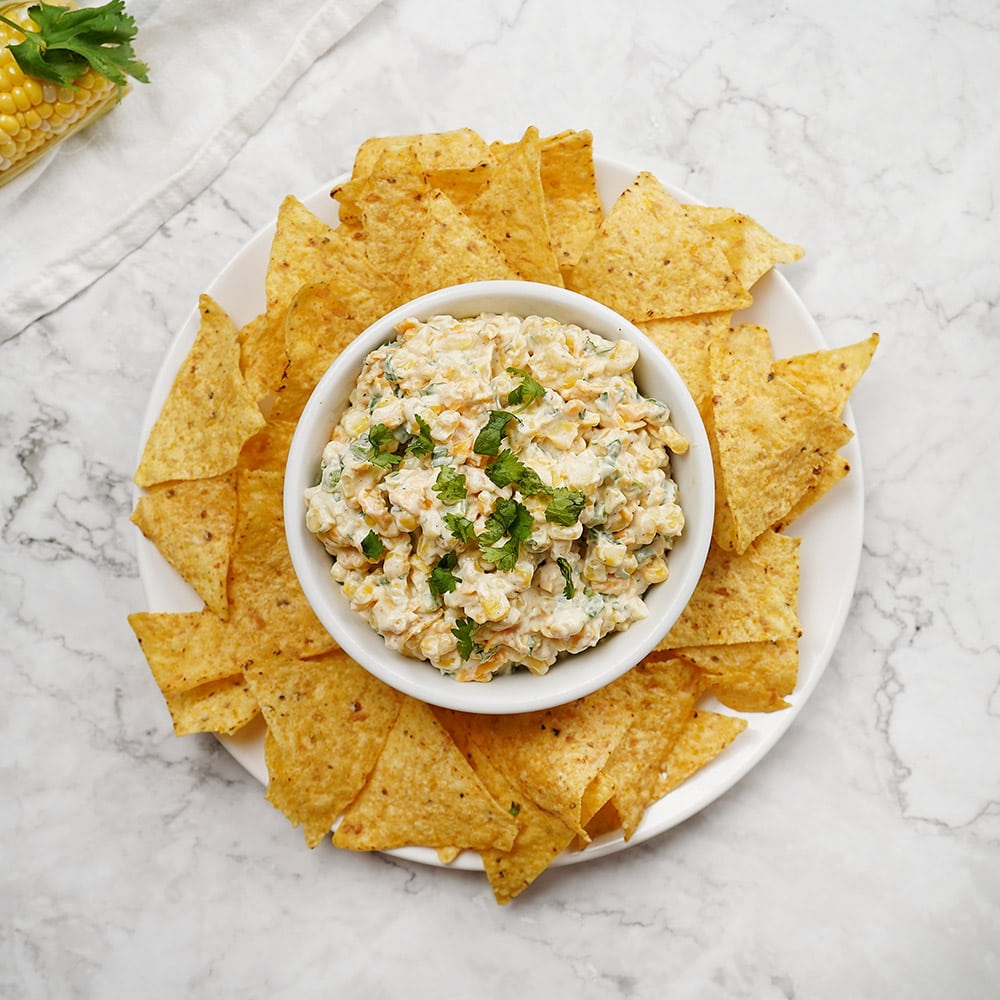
304 312 687 681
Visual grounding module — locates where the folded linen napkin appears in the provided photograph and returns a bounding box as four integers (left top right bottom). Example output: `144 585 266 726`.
0 0 383 341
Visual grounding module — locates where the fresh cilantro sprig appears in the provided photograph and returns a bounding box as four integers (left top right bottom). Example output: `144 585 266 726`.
451 617 483 660
486 449 548 496
428 551 461 602
0 0 150 88
545 487 586 526
473 410 519 456
478 498 533 572
360 530 385 561
405 414 434 457
506 367 546 410
443 513 476 543
432 465 467 505
356 423 402 470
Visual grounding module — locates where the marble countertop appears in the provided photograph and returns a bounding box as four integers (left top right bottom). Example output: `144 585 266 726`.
3 1 998 996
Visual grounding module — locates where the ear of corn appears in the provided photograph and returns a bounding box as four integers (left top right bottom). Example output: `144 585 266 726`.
0 1 148 186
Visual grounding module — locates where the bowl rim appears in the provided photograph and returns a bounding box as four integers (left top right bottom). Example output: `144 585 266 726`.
283 279 714 714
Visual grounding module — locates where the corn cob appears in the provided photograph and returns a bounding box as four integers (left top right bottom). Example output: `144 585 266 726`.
0 1 148 186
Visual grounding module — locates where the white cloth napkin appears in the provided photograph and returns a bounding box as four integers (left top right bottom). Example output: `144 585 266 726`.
0 0 382 341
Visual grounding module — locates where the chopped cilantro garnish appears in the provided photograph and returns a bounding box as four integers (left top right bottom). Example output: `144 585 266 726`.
556 556 575 598
452 616 482 660
484 449 522 489
361 530 385 561
509 801 522 818
405 413 435 457
478 498 533 572
443 513 476 544
506 367 546 410
486 449 549 496
515 464 548 497
545 487 586 526
473 410 519 456
356 423 402 470
432 465 467 505
428 551 461 602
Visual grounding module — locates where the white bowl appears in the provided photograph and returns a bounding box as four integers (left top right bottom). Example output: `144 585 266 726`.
284 280 714 714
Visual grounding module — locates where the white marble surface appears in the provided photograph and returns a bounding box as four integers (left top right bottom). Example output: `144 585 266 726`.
3 1 999 996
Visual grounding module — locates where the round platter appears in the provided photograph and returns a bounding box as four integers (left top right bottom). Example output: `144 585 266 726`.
134 154 864 871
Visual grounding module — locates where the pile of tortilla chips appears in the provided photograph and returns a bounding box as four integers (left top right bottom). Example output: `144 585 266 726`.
128 127 877 904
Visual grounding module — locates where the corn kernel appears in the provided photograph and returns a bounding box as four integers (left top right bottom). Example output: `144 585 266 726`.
480 592 510 622
639 557 669 585
0 93 15 116
0 114 19 137
23 78 42 105
11 86 29 112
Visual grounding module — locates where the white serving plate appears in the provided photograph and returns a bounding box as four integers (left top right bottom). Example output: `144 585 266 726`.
134 154 864 870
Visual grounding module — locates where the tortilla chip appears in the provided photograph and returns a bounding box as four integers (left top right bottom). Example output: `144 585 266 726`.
771 333 879 416
246 651 403 847
709 325 854 552
539 129 603 277
226 469 336 661
237 417 299 473
356 151 432 284
267 281 369 424
567 172 752 322
638 311 731 408
727 322 774 367
465 126 563 286
164 672 259 736
475 685 633 836
674 639 799 712
401 189 520 299
350 128 492 180
238 311 287 404
424 159 494 210
657 531 801 649
602 658 703 839
336 129 493 227
128 610 243 694
135 295 265 488
655 710 748 797
130 473 236 619
772 452 852 531
435 709 576 904
334 697 517 853
684 205 804 289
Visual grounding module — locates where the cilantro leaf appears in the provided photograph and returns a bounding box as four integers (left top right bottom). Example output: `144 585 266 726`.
484 449 522 489
0 1 150 88
432 465 467 505
356 423 402 470
478 498 533 572
451 617 482 660
443 513 476 544
556 557 575 598
428 551 461 602
405 414 434 457
473 410 519 456
486 449 549 496
545 487 586 526
361 530 385 561
506 367 546 410
514 463 548 497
